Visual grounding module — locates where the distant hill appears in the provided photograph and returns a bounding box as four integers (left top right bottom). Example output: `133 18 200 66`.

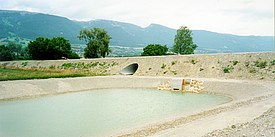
0 10 274 53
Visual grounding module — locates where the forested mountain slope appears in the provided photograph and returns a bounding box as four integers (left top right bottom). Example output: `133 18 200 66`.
1 10 274 53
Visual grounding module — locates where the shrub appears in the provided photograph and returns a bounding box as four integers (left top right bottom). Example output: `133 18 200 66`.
171 61 175 65
192 59 196 64
161 64 166 69
200 68 204 71
21 62 28 66
172 71 177 75
223 68 230 73
233 61 238 65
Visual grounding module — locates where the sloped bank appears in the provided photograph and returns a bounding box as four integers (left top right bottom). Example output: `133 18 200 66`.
0 76 274 101
0 52 275 81
1 52 275 81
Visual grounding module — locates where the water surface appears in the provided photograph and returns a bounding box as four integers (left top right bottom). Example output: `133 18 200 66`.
0 89 231 137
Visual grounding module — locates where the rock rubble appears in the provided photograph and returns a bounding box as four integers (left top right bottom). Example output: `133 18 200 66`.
203 106 275 137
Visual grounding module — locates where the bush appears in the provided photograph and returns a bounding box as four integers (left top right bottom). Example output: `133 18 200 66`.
233 61 238 65
223 68 230 73
161 64 166 69
141 44 168 56
171 61 175 65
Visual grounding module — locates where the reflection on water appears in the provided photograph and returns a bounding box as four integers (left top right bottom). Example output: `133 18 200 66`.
0 89 231 137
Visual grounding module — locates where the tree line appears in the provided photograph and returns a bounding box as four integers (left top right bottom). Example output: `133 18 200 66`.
1 25 197 61
0 37 80 61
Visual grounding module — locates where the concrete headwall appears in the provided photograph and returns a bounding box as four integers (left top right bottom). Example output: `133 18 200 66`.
1 52 275 81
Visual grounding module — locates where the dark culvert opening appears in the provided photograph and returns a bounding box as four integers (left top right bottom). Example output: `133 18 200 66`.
120 63 139 75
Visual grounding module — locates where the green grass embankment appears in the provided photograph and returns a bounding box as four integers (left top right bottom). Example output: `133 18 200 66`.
0 67 107 81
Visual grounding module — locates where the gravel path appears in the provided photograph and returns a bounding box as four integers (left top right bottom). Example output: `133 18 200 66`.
203 106 275 137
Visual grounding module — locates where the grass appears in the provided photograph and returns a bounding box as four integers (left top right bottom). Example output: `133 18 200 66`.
256 61 267 68
0 67 107 81
249 68 257 73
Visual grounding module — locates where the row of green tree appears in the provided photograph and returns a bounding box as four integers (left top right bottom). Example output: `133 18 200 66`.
0 37 80 61
141 26 197 56
1 25 197 61
0 42 30 61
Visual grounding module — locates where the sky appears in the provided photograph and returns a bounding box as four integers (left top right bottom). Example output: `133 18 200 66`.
0 0 274 36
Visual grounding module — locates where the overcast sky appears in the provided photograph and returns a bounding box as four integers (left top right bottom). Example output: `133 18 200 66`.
1 0 274 36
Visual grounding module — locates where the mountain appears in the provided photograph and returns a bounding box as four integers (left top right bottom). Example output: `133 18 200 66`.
0 10 83 44
0 10 274 53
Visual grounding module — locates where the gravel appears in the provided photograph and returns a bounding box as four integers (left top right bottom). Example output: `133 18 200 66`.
203 106 275 137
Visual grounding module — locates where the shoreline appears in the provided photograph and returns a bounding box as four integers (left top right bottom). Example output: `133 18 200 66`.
0 76 274 136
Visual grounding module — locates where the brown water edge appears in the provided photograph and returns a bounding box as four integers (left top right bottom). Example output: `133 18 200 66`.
109 93 274 137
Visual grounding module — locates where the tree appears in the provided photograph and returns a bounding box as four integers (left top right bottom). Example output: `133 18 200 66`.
141 44 168 56
171 26 197 54
7 42 23 60
0 45 13 61
28 37 80 60
77 27 112 58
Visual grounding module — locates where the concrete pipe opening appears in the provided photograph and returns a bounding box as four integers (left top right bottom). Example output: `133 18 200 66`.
120 63 139 75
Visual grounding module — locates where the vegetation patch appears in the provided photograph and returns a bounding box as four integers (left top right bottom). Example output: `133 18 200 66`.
256 61 267 68
161 64 166 69
223 68 230 73
171 61 175 65
192 59 196 64
200 68 204 71
0 67 107 81
223 65 234 73
233 61 238 65
21 62 28 66
249 68 257 73
172 71 177 75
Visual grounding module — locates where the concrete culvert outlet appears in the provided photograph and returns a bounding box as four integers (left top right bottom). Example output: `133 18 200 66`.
120 63 139 75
